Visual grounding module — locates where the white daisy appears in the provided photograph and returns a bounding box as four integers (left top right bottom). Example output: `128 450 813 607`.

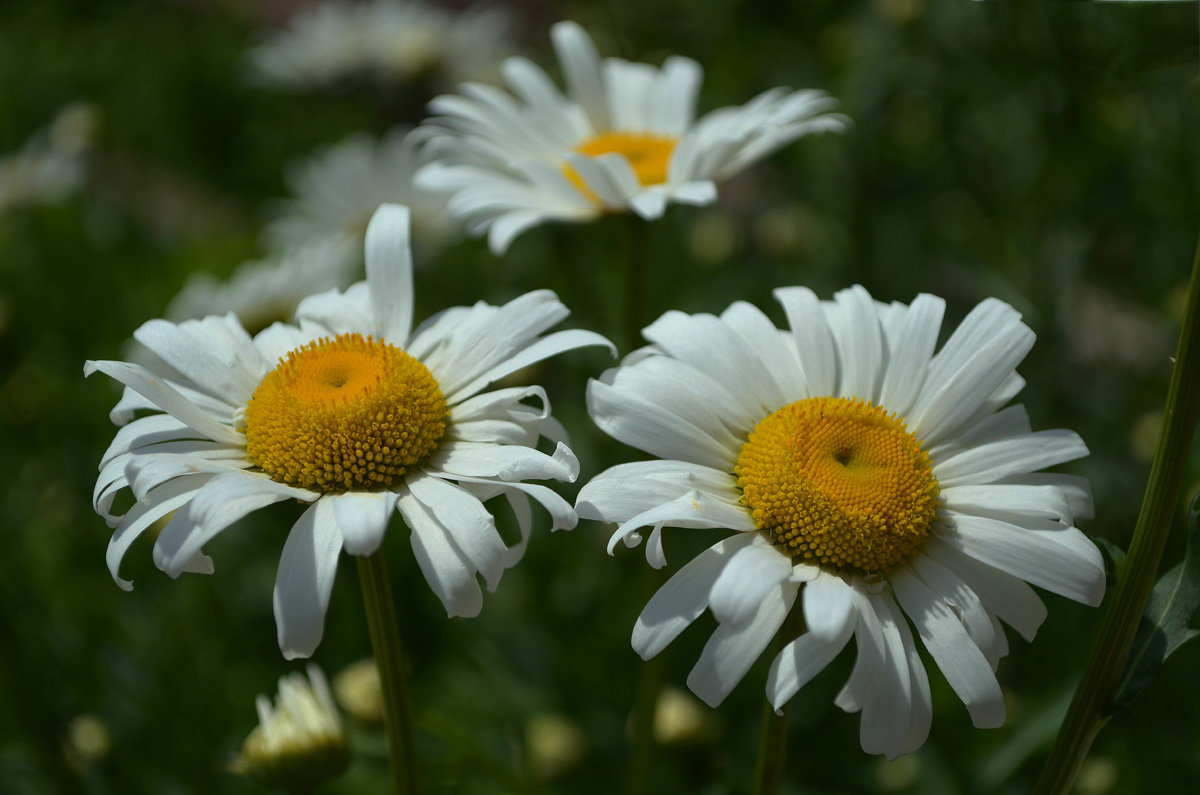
0 102 97 216
88 204 612 660
265 128 458 271
576 285 1105 759
230 664 348 789
246 0 512 93
414 21 847 254
163 238 358 335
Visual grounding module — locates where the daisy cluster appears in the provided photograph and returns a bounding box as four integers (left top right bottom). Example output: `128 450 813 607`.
87 14 1106 770
246 0 512 92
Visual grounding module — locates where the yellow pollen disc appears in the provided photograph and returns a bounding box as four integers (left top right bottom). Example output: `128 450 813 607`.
735 397 940 573
244 333 447 493
564 132 678 202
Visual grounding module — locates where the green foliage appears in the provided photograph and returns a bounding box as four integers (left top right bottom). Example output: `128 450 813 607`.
1113 494 1200 713
2 0 1199 793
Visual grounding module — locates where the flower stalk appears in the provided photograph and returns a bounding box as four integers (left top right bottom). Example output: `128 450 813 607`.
1035 237 1200 793
752 606 806 795
358 548 419 795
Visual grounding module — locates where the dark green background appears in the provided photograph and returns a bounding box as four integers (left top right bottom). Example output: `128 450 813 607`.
1 1 1198 792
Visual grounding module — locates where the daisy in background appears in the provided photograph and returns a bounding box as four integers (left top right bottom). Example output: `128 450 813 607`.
0 102 98 217
414 21 847 254
265 128 458 273
576 286 1105 758
230 665 349 790
88 203 612 659
161 237 358 336
130 128 451 368
246 0 512 94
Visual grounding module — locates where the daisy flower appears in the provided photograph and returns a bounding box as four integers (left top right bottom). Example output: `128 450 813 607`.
88 204 612 660
414 21 847 254
265 128 458 269
246 0 511 93
576 286 1105 758
0 102 97 216
230 665 349 790
162 238 358 335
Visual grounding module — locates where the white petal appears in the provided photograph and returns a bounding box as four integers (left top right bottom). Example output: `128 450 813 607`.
802 572 858 641
909 311 1034 446
632 533 757 659
767 612 855 710
606 490 757 558
364 204 414 344
859 591 931 759
133 316 262 405
891 567 1005 728
909 552 1002 668
834 582 889 713
642 310 787 420
774 287 837 397
451 327 614 404
577 460 741 525
399 493 483 617
937 511 1105 606
923 537 1047 642
709 540 793 626
407 473 506 590
587 377 738 469
153 472 312 577
332 491 398 556
274 499 343 660
940 484 1074 524
254 322 314 367
830 286 883 402
719 301 806 399
106 476 209 590
489 209 556 254
552 21 608 132
426 440 579 483
878 294 944 418
85 360 243 446
934 429 1089 487
687 582 798 707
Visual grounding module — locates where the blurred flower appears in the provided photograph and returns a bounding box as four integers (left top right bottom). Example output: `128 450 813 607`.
332 657 384 725
578 286 1105 758
62 714 112 770
229 665 349 791
653 686 718 746
163 238 357 336
1075 757 1119 795
415 21 847 254
1068 283 1171 374
0 102 99 216
1130 409 1163 463
525 712 587 780
873 754 921 791
265 128 458 272
246 0 511 93
88 205 611 658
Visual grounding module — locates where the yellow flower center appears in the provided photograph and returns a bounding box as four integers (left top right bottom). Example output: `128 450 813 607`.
564 132 678 201
244 333 447 493
735 397 939 573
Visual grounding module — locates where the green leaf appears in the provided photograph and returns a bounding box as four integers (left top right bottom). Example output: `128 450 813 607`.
1093 536 1127 588
1111 493 1200 713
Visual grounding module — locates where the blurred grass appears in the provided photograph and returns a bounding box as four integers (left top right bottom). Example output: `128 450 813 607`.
2 0 1199 793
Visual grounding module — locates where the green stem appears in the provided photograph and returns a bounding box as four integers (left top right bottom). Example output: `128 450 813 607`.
625 566 669 795
752 606 806 795
358 550 419 795
622 214 659 795
622 215 649 352
1035 237 1200 793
